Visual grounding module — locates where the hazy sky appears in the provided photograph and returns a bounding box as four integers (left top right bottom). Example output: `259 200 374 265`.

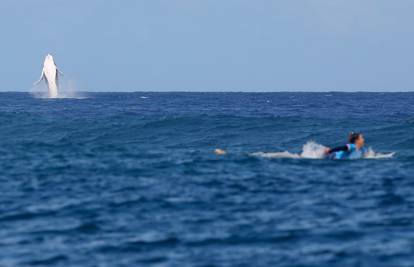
1 0 414 91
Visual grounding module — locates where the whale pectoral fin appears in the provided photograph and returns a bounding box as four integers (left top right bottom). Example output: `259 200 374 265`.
33 70 45 86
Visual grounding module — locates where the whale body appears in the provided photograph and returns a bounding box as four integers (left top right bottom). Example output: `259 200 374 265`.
34 54 63 98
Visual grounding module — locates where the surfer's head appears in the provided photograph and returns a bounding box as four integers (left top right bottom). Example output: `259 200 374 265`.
349 132 364 148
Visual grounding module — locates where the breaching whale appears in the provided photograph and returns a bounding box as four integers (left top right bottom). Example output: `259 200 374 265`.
34 54 63 98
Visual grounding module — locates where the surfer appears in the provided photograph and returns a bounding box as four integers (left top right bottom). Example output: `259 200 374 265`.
325 132 367 159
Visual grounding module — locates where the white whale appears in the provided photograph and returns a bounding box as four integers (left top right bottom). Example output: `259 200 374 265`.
34 54 63 98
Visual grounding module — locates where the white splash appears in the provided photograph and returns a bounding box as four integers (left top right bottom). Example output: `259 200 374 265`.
33 54 63 98
364 148 395 159
300 141 328 159
252 141 395 160
252 141 327 159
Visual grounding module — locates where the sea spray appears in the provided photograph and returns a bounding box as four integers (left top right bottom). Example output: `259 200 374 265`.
251 141 326 159
364 148 395 159
300 141 327 159
252 141 394 160
31 79 86 99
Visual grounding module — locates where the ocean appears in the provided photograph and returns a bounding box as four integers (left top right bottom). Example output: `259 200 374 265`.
1 92 414 266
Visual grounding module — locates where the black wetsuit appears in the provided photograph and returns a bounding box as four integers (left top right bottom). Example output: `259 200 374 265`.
328 144 366 159
328 145 349 154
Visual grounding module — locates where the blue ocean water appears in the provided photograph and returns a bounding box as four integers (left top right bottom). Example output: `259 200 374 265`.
1 92 414 267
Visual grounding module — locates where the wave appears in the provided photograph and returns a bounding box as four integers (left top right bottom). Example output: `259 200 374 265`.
252 141 395 160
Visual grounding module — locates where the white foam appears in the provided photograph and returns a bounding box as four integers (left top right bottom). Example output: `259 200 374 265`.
30 90 87 99
252 141 395 160
251 151 301 159
31 79 87 99
363 148 395 159
252 141 326 159
300 141 327 159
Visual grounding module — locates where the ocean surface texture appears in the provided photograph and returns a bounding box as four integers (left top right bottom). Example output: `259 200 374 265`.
1 92 414 267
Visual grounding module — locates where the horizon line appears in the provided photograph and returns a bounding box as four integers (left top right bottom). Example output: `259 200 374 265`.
2 90 414 93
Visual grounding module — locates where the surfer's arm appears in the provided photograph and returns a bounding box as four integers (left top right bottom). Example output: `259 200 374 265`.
33 70 44 85
327 145 349 154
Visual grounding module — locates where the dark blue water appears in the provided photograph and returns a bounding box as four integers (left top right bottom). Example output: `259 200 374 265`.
1 92 414 267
